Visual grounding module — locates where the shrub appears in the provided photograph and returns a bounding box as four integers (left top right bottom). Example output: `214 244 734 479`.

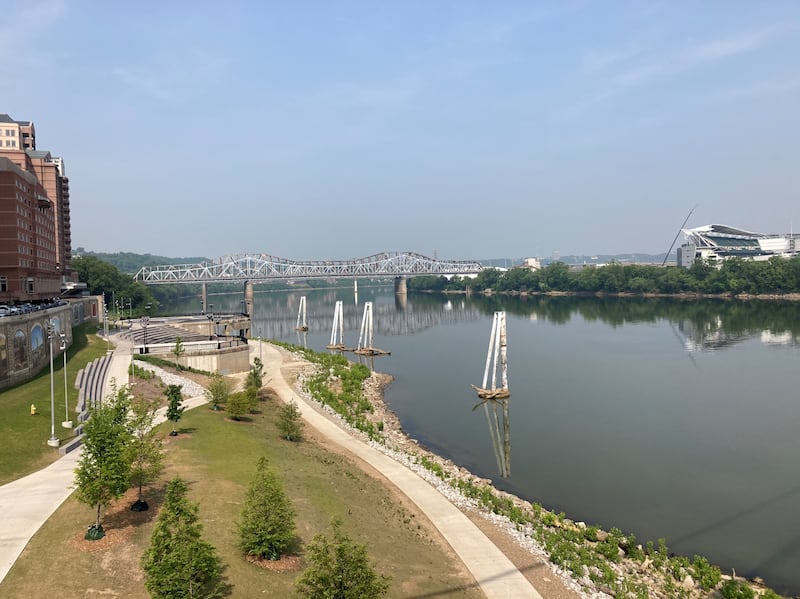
295 517 390 598
277 400 303 441
238 457 296 560
142 477 223 598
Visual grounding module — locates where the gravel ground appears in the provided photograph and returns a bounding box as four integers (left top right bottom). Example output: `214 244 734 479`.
136 364 207 398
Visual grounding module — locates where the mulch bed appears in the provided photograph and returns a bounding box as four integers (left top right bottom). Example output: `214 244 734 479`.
245 554 303 572
69 489 158 553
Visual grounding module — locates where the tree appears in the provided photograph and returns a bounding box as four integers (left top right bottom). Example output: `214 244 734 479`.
165 384 184 436
142 477 224 599
246 357 264 392
243 358 264 412
225 391 250 421
172 337 185 369
74 384 134 539
204 373 230 411
72 255 155 313
128 397 165 511
277 400 303 441
237 456 296 560
296 517 391 599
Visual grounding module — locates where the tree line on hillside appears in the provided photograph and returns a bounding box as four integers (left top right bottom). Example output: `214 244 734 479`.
408 256 800 296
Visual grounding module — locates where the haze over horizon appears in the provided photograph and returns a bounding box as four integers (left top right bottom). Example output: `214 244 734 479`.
4 1 799 261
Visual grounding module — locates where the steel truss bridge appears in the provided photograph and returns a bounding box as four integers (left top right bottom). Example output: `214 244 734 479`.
133 251 483 284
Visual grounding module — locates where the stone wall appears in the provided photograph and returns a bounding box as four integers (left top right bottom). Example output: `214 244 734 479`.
183 344 250 375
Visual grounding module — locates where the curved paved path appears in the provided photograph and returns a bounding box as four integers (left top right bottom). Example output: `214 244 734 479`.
257 341 543 599
1 333 545 598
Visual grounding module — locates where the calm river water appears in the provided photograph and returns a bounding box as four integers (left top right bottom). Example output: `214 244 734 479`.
164 286 800 594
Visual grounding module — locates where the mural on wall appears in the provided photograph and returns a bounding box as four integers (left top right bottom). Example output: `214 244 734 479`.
13 330 27 371
0 334 7 379
31 323 46 366
72 303 85 325
50 317 62 335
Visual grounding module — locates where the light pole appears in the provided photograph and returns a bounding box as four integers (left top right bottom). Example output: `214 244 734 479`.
61 332 72 428
207 304 214 340
46 322 59 447
103 301 109 353
140 315 150 354
140 304 151 354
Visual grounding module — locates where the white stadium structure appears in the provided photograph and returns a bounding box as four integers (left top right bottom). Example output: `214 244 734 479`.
678 224 799 267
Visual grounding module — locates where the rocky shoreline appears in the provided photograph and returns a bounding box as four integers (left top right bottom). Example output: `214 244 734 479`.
291 354 789 599
292 362 599 597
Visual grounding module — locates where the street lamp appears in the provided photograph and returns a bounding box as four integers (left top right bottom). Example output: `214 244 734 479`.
103 301 109 352
60 333 72 428
46 322 59 447
207 304 214 340
140 304 151 354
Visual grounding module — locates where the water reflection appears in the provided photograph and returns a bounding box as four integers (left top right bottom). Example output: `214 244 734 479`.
474 397 511 478
295 329 308 348
464 295 800 352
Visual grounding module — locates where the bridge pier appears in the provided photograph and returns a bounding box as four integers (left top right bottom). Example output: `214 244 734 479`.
201 283 208 313
244 280 253 316
394 275 407 296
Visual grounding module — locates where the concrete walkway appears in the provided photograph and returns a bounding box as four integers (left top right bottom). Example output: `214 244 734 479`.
257 341 543 599
1 333 545 598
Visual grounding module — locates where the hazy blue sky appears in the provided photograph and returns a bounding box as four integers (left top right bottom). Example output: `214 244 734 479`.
4 1 799 260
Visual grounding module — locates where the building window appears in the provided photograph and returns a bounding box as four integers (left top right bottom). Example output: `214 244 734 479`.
0 277 6 292
26 278 34 294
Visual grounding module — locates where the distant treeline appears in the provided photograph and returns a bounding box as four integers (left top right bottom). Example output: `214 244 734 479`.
408 257 800 296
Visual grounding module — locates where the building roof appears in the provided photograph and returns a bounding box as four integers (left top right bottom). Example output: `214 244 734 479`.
0 156 39 185
684 224 765 238
0 114 31 126
26 150 53 160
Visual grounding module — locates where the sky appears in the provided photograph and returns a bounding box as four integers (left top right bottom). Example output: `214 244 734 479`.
3 1 799 261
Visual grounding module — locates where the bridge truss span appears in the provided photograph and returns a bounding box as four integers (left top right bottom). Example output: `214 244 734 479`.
133 251 483 284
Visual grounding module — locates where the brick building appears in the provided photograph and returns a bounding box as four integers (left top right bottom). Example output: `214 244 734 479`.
0 114 73 303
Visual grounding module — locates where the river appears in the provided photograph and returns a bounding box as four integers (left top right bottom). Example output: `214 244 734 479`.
162 285 800 594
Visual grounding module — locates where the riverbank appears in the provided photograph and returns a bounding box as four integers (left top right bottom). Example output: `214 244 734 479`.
425 288 800 301
283 346 790 599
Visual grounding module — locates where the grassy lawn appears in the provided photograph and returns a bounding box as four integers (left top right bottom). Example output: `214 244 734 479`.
0 393 482 598
0 323 108 485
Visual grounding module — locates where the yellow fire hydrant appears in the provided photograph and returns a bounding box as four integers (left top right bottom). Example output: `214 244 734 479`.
30 404 37 416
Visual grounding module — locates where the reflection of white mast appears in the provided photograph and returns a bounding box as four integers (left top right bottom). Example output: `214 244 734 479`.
484 398 510 477
472 311 509 399
296 329 308 348
296 296 308 331
326 300 345 350
354 301 389 356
